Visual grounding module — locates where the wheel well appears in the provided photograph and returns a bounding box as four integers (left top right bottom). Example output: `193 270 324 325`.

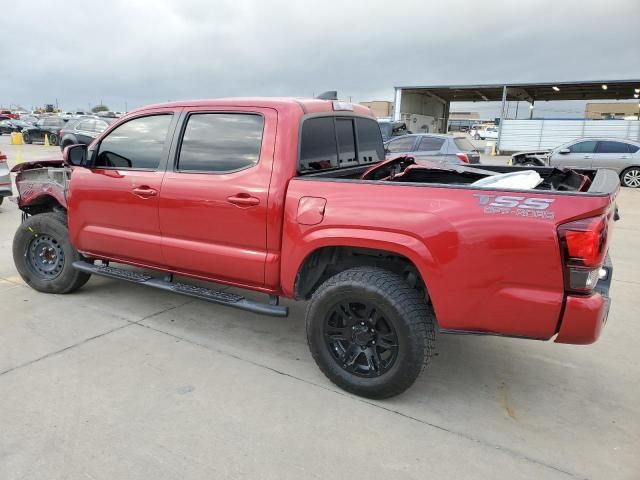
294 246 428 301
21 195 66 217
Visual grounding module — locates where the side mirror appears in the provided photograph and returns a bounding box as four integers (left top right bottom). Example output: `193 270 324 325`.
559 148 570 154
63 144 88 167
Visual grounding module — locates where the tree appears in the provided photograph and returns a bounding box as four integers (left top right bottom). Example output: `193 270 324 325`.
91 104 109 113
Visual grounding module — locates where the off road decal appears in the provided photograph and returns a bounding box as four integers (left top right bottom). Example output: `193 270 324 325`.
473 194 556 219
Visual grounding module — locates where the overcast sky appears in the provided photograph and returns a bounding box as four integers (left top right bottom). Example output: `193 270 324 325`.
2 0 639 116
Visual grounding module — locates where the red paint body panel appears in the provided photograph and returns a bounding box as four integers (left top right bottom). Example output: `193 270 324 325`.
554 293 609 344
14 97 618 345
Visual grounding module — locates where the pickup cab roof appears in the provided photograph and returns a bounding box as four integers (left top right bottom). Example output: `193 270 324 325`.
130 97 374 117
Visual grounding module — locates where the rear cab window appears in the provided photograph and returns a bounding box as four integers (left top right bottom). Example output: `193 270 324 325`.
299 116 384 173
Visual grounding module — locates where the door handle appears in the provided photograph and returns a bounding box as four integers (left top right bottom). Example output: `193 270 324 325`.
132 186 158 198
583 155 592 159
227 194 260 206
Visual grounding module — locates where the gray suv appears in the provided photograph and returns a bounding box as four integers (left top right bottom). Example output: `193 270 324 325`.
384 134 480 164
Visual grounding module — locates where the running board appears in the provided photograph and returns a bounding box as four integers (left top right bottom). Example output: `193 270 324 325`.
72 262 289 317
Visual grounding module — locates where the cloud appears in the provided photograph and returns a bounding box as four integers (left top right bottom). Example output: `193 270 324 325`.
1 0 638 112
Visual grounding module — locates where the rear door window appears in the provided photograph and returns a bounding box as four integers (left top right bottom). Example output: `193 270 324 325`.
177 113 264 172
417 136 445 152
596 141 632 154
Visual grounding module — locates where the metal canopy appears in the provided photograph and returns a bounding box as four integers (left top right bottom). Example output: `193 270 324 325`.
396 80 640 103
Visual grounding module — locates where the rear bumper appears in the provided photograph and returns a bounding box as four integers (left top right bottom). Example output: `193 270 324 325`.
555 256 613 345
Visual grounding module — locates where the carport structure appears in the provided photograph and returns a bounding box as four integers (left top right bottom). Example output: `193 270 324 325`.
393 79 640 151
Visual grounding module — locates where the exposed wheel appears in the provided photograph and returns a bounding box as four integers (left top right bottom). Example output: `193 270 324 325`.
522 161 537 167
13 212 91 294
620 167 640 188
306 267 435 399
22 132 32 144
49 133 59 146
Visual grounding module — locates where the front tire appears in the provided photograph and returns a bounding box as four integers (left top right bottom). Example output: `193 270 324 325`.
621 167 640 188
13 212 91 293
22 132 32 144
49 133 59 146
306 267 435 399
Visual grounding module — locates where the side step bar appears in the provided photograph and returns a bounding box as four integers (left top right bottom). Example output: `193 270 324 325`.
72 262 289 317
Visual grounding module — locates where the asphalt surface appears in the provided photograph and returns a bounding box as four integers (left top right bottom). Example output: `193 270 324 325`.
1 135 639 479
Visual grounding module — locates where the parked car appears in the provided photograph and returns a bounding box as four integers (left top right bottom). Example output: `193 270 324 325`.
384 133 480 164
22 117 66 145
511 138 640 188
19 115 38 125
11 97 618 399
0 153 11 206
378 119 410 142
0 110 19 120
0 119 31 134
59 117 114 149
473 126 498 140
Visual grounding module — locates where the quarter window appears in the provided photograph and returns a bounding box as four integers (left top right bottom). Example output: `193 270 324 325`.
95 114 172 169
177 113 263 172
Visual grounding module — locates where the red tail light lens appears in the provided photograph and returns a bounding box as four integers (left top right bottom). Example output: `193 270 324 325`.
456 153 469 163
559 216 607 267
558 215 609 293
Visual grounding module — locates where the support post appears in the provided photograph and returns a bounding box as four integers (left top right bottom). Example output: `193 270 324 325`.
393 88 402 121
496 85 508 154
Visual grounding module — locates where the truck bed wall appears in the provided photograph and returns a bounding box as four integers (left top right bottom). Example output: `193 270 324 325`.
281 177 615 339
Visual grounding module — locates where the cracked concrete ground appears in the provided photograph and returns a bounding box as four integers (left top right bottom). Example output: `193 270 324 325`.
1 136 639 479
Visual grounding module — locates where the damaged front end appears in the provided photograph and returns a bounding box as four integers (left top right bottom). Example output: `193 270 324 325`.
11 160 70 215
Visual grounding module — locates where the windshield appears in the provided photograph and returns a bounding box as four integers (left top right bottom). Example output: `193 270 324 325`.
454 137 476 151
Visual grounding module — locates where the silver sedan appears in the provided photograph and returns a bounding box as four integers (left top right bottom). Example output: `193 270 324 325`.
512 138 640 188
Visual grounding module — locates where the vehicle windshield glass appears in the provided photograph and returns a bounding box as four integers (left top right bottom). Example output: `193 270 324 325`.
454 137 475 151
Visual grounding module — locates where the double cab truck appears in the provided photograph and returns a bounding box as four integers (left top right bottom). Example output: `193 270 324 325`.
11 97 618 398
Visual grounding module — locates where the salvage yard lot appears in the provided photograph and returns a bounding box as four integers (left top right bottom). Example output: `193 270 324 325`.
1 135 639 479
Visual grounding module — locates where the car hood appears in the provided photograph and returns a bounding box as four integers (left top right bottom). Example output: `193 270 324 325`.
512 149 551 157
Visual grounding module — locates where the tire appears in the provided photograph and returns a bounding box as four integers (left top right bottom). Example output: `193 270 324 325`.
22 132 32 144
0 197 4 206
49 133 59 146
522 161 537 167
620 167 640 188
306 267 435 399
13 212 91 294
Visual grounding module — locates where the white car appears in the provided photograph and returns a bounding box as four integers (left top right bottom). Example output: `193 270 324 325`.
473 126 498 140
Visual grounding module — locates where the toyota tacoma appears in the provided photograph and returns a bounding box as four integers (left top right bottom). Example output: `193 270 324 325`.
11 97 618 398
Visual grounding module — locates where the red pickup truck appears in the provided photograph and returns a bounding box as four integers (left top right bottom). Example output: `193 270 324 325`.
11 97 618 398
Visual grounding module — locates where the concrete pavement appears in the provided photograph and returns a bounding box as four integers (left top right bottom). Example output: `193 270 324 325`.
0 135 639 479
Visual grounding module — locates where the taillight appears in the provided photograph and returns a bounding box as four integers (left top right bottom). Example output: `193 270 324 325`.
456 153 469 163
558 215 609 293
